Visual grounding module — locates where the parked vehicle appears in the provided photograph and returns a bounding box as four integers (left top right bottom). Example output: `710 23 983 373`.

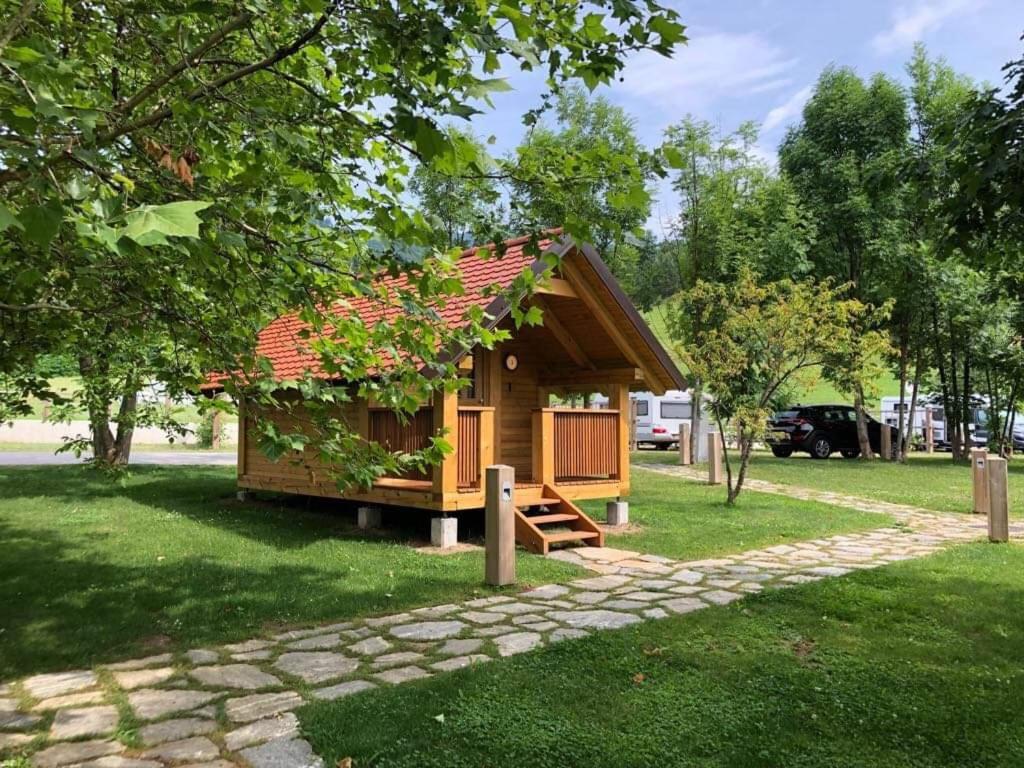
766 404 898 459
631 390 692 449
879 393 988 451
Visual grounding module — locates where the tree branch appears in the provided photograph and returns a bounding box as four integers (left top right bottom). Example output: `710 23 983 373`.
100 3 340 143
116 11 255 116
0 0 36 56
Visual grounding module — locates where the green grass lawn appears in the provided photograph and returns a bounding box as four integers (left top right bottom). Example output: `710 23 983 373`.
0 466 579 680
301 543 1024 767
632 449 1024 517
579 466 891 561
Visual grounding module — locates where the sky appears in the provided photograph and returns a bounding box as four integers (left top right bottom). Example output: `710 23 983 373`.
463 0 1024 231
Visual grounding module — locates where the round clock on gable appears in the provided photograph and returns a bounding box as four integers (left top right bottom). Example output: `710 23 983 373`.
504 353 519 372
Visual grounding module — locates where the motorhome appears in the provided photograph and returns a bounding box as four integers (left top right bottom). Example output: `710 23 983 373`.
593 389 712 458
879 393 988 450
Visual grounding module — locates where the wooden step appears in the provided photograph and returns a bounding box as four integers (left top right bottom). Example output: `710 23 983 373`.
523 513 579 525
542 530 601 544
535 497 563 507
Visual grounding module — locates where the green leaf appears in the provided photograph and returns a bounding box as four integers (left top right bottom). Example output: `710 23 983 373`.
663 144 685 169
0 204 24 233
121 201 214 243
19 202 63 248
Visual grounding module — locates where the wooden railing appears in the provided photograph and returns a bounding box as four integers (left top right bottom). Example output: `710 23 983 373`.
456 406 494 489
533 408 620 484
368 407 433 480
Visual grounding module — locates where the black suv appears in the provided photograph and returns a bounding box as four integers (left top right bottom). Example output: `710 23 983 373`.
766 405 898 459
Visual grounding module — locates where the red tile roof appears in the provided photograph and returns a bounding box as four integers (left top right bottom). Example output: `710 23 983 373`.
205 233 559 388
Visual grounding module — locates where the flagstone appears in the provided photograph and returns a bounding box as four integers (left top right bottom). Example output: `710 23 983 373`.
49 705 118 741
572 546 638 562
430 654 492 672
225 692 303 723
493 632 543 657
224 712 299 751
463 596 513 608
473 625 516 637
105 654 173 672
549 628 589 643
486 601 544 615
347 636 391 656
74 757 162 768
274 653 359 684
522 584 570 599
372 666 432 684
669 569 705 585
128 689 220 720
602 599 647 611
185 650 219 665
437 638 483 656
661 597 706 614
371 652 424 669
0 733 32 751
189 665 281 690
365 613 413 628
518 621 559 632
112 667 176 690
30 740 121 768
459 611 507 625
510 613 547 625
310 680 377 701
240 737 323 768
139 717 216 746
545 610 642 630
23 671 97 700
285 634 341 651
389 621 466 640
570 591 608 605
140 737 219 763
569 574 632 590
0 710 41 730
222 639 273 654
643 607 669 620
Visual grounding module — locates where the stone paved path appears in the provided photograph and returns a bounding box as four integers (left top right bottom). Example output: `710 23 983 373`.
2 469 1014 768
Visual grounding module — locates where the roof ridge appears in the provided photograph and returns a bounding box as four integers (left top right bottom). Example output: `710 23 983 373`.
457 228 564 259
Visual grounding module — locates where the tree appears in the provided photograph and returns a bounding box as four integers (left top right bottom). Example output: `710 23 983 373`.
669 269 877 503
409 128 501 250
509 85 656 277
0 1 685 476
662 117 813 459
780 67 910 458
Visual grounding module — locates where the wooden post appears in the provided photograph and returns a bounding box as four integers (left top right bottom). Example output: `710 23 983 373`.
478 408 495 487
628 399 638 452
880 423 891 461
210 408 223 449
485 464 516 585
925 409 934 453
971 448 989 515
987 456 1009 543
532 409 555 486
432 389 459 500
678 422 691 466
708 431 723 485
236 396 247 478
40 401 51 421
608 382 631 494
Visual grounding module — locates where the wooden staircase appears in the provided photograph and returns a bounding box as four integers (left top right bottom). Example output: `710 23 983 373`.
514 484 605 555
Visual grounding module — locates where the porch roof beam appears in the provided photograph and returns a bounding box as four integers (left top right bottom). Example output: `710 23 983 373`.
533 296 596 371
538 367 643 388
536 277 576 298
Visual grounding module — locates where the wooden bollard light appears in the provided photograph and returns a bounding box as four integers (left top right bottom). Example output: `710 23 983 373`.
971 448 989 515
988 456 1009 543
679 422 691 466
485 464 516 586
708 431 723 485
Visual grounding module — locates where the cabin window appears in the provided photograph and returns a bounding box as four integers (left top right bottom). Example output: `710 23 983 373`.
660 402 692 419
635 400 649 416
459 355 479 403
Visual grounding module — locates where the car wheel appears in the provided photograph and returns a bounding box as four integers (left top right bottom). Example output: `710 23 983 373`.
770 446 794 458
810 436 832 459
841 449 860 459
657 443 671 451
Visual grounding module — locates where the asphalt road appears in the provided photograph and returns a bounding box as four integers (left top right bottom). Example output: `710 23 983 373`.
0 451 236 466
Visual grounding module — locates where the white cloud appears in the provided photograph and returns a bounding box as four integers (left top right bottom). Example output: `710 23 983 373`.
871 0 985 54
620 31 797 112
761 85 812 133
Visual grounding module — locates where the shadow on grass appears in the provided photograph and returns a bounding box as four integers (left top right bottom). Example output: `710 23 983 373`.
0 466 574 679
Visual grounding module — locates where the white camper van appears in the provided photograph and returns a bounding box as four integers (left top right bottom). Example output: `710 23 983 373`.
631 390 693 449
879 394 988 450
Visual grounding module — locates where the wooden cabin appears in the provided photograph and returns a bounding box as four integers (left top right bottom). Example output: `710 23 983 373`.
219 234 684 553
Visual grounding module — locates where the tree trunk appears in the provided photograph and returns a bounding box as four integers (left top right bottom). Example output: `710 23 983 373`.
961 353 972 457
78 355 136 467
932 307 955 460
690 380 702 461
854 385 873 459
727 433 754 505
903 352 923 463
895 332 909 462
